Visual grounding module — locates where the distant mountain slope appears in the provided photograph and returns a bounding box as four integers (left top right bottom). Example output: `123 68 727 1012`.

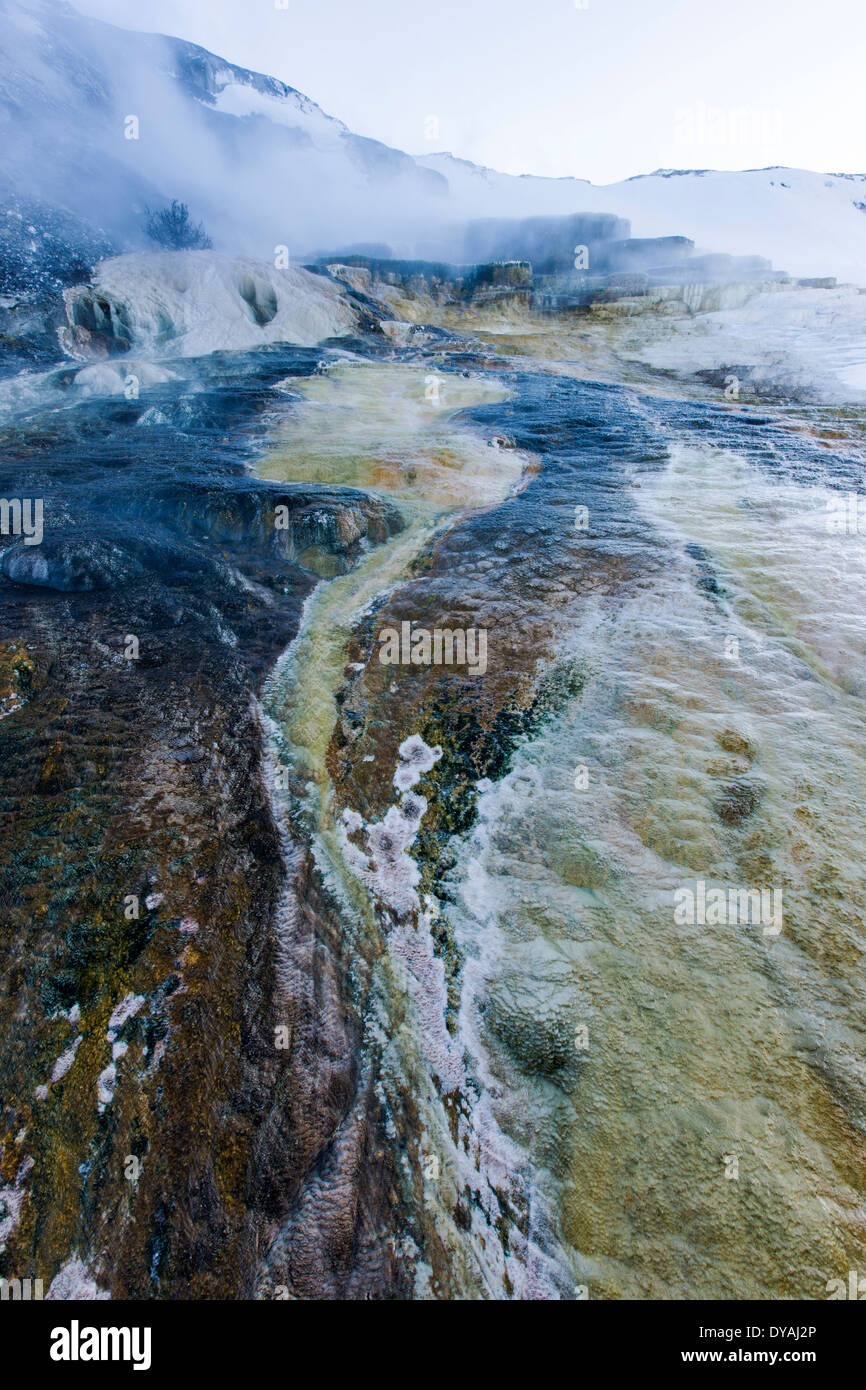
419 155 866 283
0 0 446 255
1 0 864 281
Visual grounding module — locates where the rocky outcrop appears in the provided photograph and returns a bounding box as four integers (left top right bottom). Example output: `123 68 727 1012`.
0 342 406 1299
457 212 630 275
0 199 116 372
60 254 380 361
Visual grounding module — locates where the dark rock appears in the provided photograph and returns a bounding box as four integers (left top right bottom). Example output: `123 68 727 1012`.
798 276 837 289
716 781 761 825
459 212 630 275
1 536 144 590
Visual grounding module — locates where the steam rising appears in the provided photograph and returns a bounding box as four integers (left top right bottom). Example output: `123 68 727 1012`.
2 0 865 279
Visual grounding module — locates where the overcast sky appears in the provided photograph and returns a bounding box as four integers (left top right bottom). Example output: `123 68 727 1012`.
70 0 865 184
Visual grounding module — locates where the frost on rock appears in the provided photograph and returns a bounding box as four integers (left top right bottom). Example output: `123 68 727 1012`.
97 1065 116 1110
106 993 145 1040
49 1035 82 1084
34 1034 83 1101
338 736 463 1088
97 993 145 1111
393 734 443 792
0 1157 34 1252
340 736 442 918
389 909 464 1094
340 795 426 918
46 1256 111 1301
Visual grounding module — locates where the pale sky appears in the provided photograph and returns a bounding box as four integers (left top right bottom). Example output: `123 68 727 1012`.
70 0 866 184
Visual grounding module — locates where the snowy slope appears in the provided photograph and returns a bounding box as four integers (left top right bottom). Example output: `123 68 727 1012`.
0 0 446 255
1 0 865 282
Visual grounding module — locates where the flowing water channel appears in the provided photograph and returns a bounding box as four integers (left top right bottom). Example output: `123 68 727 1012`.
6 333 863 1299
261 360 866 1299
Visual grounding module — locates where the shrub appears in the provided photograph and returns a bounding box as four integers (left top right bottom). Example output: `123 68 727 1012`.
145 200 212 251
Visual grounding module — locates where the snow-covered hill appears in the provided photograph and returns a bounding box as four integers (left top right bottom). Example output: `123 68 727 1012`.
419 157 866 284
0 0 446 256
2 0 865 281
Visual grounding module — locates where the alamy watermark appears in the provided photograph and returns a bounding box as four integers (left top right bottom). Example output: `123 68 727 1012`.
1 1276 43 1300
673 103 784 149
827 1270 866 1299
827 492 866 534
377 621 487 676
0 498 43 545
674 880 783 937
50 1322 151 1371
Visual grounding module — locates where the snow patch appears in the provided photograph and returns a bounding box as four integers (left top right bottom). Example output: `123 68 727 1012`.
97 1064 116 1109
49 1035 82 1084
211 82 345 150
46 1256 110 1301
107 993 145 1037
338 738 442 915
0 1157 34 1251
393 733 443 792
